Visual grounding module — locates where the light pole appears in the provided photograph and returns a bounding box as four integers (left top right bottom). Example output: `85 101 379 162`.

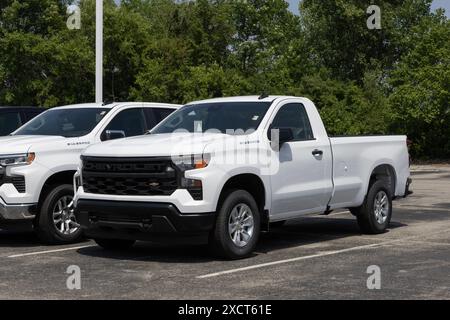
95 0 103 103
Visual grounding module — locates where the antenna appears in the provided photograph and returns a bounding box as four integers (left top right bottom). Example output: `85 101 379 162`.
258 93 269 100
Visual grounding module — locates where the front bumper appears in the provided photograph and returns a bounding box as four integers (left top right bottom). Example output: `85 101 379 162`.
75 199 216 241
0 197 36 221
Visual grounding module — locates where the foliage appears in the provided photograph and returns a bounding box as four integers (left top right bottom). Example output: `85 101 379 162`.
388 12 450 157
0 0 448 158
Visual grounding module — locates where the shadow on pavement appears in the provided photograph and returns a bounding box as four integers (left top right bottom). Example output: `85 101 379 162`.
0 225 43 249
76 216 408 263
257 216 406 253
77 242 213 264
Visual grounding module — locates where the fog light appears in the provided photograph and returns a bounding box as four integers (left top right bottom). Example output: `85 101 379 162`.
181 178 203 200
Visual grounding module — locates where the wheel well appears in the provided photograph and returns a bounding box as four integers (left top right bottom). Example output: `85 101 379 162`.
370 164 396 197
38 171 76 206
217 174 266 214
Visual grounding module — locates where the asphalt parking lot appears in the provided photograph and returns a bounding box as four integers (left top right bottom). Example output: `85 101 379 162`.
1 165 449 300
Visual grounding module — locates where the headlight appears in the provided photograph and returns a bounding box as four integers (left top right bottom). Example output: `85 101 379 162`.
0 153 35 167
172 154 210 172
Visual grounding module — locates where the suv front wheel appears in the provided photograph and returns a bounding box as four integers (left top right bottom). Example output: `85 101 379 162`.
209 190 261 259
35 184 83 244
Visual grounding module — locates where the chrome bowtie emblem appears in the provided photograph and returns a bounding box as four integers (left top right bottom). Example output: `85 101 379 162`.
148 182 160 188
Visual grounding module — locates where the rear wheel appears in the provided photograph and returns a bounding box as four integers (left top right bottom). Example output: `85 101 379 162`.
35 184 83 244
95 238 136 250
209 190 260 259
353 180 392 234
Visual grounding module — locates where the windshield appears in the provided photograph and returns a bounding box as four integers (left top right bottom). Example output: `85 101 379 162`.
152 102 272 135
14 108 110 137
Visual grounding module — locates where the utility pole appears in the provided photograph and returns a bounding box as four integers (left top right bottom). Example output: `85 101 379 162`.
95 0 103 104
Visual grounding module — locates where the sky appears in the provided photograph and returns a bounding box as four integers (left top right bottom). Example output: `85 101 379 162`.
287 0 450 17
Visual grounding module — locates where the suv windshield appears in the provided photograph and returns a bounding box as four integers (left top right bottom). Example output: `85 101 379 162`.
14 108 110 137
152 102 272 135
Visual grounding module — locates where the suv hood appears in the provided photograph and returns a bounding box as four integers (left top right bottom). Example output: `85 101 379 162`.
0 135 66 154
82 132 248 158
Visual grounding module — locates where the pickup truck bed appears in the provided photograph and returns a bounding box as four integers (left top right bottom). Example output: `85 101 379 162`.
329 135 410 209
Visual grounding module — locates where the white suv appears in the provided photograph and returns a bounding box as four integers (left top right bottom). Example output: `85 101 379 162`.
0 102 180 244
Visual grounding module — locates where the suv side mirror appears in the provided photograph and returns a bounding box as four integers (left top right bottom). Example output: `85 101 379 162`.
268 127 294 145
104 130 126 141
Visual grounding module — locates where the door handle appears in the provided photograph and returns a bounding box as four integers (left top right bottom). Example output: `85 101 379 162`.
312 149 323 156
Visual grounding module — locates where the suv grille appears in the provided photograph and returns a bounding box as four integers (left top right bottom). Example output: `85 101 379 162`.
81 157 179 196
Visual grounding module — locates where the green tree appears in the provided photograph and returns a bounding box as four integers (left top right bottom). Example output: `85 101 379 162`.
0 0 94 106
299 0 434 82
0 0 448 159
388 12 450 158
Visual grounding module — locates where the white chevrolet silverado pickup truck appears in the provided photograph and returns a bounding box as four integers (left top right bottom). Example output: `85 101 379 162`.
74 96 411 259
0 102 180 244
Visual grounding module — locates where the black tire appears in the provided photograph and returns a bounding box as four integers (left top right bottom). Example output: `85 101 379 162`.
270 220 286 228
35 184 83 244
353 180 392 234
209 189 260 260
95 238 136 250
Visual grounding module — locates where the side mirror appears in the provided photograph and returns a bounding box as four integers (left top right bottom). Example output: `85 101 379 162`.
104 130 126 141
268 127 294 146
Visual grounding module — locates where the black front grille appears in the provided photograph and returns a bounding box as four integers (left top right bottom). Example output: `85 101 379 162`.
82 157 179 196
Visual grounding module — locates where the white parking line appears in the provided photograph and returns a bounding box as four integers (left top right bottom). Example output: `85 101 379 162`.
200 228 450 280
7 244 97 258
197 242 391 279
197 228 450 279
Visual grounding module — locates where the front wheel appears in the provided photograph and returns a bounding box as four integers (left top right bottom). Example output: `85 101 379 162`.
353 180 392 234
209 190 260 259
35 184 83 244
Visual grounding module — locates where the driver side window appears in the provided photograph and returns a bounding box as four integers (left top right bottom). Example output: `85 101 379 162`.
271 103 314 141
102 108 146 141
0 111 21 135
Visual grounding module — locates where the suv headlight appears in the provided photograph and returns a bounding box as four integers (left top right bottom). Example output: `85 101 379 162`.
0 153 35 167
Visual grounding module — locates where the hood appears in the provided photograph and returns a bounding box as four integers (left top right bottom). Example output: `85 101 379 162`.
0 135 67 155
82 132 248 157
